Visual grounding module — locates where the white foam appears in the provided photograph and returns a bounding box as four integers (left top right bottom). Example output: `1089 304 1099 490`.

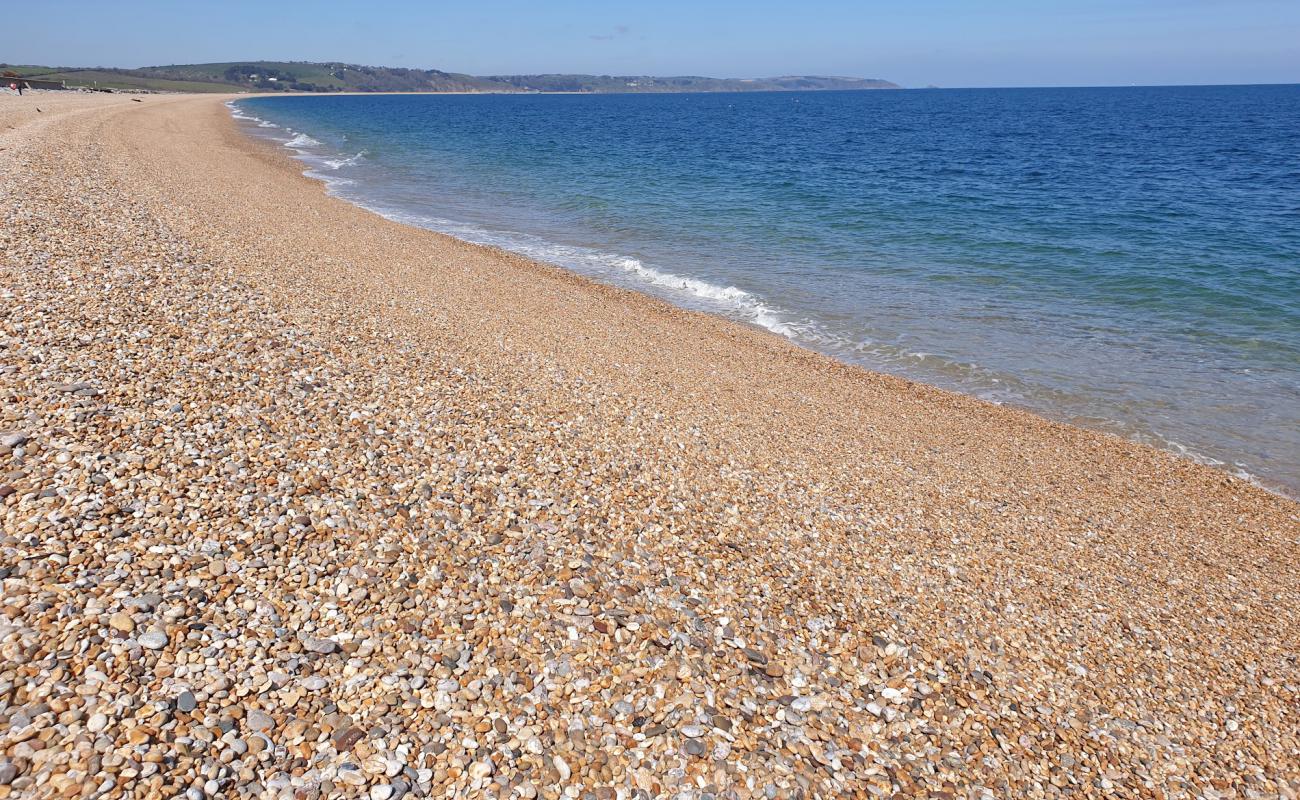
302 169 357 190
285 133 322 149
226 101 280 129
319 151 366 170
1138 432 1283 497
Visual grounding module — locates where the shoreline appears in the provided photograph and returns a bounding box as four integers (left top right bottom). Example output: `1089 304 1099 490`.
2 92 1297 797
231 93 1294 499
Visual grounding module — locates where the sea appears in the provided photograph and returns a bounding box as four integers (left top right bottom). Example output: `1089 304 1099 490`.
228 86 1300 497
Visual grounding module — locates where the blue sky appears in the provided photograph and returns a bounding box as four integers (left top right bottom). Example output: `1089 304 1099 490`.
7 0 1298 87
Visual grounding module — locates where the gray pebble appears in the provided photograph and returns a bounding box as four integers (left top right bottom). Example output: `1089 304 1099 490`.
245 709 274 732
302 676 328 690
138 630 168 650
303 637 339 654
127 593 162 612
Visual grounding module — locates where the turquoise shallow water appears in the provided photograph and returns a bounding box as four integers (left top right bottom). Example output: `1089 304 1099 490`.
232 86 1300 495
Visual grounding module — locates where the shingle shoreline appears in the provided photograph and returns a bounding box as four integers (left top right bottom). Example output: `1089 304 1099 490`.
0 93 1296 799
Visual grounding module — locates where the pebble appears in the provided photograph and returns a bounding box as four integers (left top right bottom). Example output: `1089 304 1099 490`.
303 637 339 654
177 691 197 713
338 767 367 787
0 431 30 449
138 630 168 650
127 593 163 612
333 726 366 751
245 709 274 732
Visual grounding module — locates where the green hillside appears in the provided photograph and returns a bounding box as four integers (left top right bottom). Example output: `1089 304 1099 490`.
4 61 900 94
7 67 236 93
129 62 505 92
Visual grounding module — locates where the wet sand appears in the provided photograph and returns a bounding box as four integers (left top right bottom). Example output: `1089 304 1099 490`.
1 91 1297 798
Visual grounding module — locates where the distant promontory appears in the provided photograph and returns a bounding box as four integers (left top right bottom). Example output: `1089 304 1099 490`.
4 61 900 94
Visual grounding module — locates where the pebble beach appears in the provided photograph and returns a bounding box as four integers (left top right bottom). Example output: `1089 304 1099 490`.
1 92 1297 799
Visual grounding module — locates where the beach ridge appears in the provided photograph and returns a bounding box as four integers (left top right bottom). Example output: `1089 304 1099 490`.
1 92 1296 798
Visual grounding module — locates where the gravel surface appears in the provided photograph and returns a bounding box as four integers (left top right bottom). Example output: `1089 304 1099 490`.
1 92 1297 799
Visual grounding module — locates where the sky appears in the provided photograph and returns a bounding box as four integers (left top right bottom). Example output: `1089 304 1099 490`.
5 0 1298 88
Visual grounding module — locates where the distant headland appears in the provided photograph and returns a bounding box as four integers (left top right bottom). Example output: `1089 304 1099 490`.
3 60 900 94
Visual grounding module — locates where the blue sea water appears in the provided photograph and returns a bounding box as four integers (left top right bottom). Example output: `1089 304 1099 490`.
230 86 1300 496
